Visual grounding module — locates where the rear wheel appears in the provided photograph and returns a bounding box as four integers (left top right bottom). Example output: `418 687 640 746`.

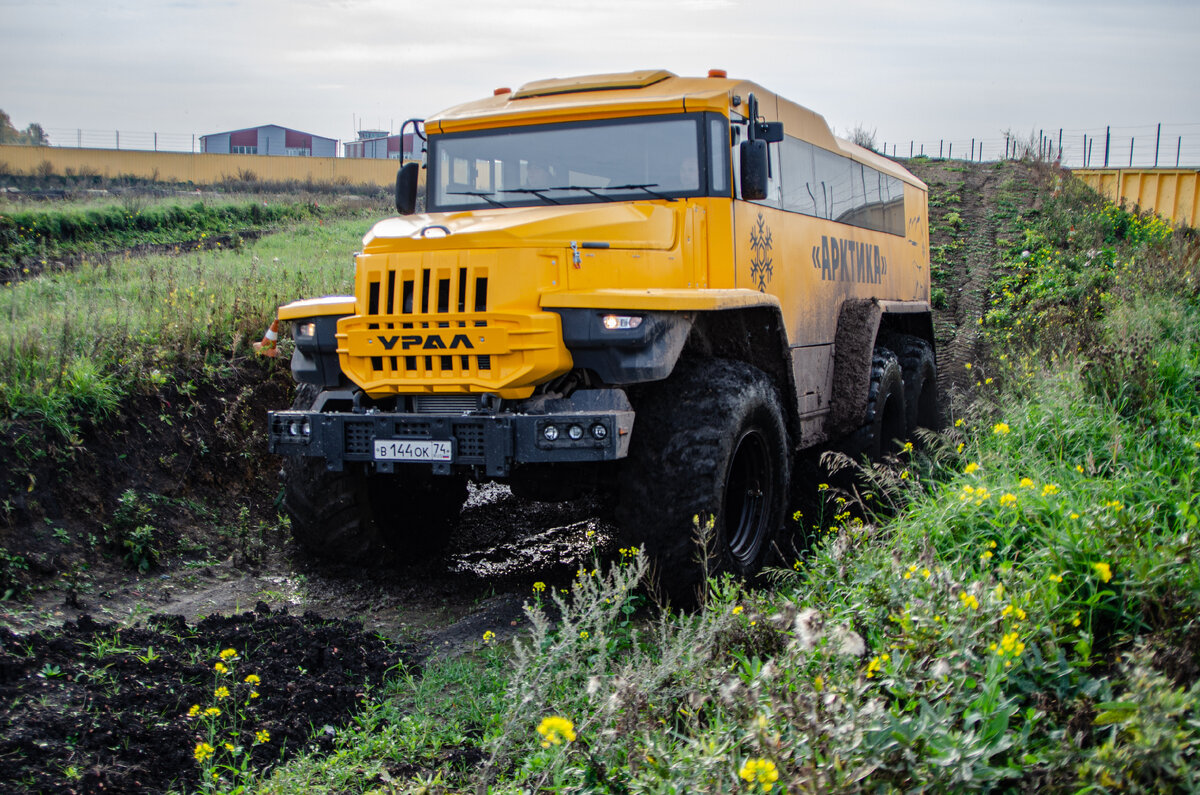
853 347 907 460
894 335 940 436
617 359 790 604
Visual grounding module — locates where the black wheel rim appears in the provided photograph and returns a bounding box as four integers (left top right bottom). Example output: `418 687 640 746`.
724 427 772 567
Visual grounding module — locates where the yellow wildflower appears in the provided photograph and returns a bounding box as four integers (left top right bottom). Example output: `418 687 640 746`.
580 630 589 639
732 605 744 615
1019 477 1035 489
1049 573 1064 583
954 418 965 427
532 581 546 593
194 742 215 762
999 493 1017 507
739 757 780 792
219 648 238 660
964 462 979 474
214 686 230 700
244 674 260 685
993 422 1010 435
537 716 576 747
959 591 979 610
255 729 270 744
1042 483 1059 496
214 662 228 674
1093 562 1113 583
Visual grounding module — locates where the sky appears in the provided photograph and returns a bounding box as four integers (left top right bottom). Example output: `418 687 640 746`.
2 0 1199 165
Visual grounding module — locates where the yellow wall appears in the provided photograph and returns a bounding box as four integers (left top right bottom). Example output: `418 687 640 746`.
1075 168 1199 230
0 145 400 188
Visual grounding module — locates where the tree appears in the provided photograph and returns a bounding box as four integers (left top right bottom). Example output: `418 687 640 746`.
0 110 50 145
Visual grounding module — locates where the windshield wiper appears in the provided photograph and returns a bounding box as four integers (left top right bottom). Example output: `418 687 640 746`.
500 187 563 204
446 190 510 208
597 183 676 202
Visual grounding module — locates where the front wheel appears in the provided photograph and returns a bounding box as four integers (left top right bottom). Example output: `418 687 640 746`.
616 359 790 604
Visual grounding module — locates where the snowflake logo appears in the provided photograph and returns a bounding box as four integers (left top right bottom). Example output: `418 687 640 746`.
748 213 774 292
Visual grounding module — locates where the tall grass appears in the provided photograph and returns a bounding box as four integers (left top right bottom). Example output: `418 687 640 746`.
244 169 1200 793
0 216 369 439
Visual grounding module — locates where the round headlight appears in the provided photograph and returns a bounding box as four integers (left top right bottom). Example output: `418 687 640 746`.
288 420 302 437
568 424 584 440
590 423 608 440
543 425 559 441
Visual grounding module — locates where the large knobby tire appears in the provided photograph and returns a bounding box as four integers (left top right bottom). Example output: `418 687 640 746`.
893 335 940 435
282 385 387 563
281 385 466 563
616 359 790 605
855 348 908 460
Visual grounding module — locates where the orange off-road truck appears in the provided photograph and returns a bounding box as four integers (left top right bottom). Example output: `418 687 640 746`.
268 69 935 595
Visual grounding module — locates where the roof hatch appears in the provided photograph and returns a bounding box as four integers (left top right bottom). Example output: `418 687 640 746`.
511 69 675 99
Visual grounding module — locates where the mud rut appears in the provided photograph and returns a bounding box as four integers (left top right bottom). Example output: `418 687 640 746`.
0 159 1032 793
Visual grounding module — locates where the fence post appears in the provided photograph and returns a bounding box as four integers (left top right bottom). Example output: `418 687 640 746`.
1177 137 1182 168
939 139 943 158
1057 129 1063 161
910 141 913 158
154 132 158 152
116 130 119 150
1154 123 1160 167
971 138 975 161
1104 126 1110 167
948 142 953 159
1129 138 1134 168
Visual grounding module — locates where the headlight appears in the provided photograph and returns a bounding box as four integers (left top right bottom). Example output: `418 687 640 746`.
543 425 559 441
567 424 584 441
296 321 317 338
602 314 643 331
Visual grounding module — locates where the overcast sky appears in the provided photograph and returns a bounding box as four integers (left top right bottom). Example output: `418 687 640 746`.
2 0 1198 163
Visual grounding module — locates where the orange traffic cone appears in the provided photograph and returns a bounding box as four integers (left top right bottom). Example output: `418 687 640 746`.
253 318 280 358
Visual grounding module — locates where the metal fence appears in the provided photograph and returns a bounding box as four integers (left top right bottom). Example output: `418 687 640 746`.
877 123 1199 169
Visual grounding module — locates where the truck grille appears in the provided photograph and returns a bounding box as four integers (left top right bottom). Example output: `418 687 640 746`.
365 264 491 376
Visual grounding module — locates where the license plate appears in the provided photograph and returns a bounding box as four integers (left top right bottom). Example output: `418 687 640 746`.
373 439 453 462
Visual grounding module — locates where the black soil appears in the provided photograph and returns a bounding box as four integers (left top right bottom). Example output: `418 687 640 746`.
0 606 405 794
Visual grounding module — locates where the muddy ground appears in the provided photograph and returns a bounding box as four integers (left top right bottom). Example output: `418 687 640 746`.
0 158 1047 793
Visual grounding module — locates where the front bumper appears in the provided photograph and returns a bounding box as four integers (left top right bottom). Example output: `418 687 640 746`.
269 390 634 477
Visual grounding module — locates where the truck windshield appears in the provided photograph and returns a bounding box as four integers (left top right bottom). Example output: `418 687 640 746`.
428 114 717 211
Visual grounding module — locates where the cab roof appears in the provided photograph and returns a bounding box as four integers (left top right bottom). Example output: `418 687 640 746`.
426 70 924 188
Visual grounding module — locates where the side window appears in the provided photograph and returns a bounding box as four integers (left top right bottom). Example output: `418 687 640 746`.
781 137 817 216
813 146 852 222
709 117 729 194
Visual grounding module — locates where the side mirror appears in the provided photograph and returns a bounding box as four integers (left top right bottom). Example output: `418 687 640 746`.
740 140 768 201
395 162 419 215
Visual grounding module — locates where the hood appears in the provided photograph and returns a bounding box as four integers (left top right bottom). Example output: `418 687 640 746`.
363 202 679 252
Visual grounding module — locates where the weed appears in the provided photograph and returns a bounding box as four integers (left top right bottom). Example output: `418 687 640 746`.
107 490 160 573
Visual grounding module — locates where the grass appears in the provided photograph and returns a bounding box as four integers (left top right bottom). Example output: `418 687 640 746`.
234 166 1200 793
0 197 361 271
0 213 369 442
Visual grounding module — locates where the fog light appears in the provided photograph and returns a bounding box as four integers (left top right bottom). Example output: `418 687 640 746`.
297 321 317 338
568 424 584 440
543 425 559 441
288 420 302 437
602 314 643 330
301 420 311 437
590 423 608 440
